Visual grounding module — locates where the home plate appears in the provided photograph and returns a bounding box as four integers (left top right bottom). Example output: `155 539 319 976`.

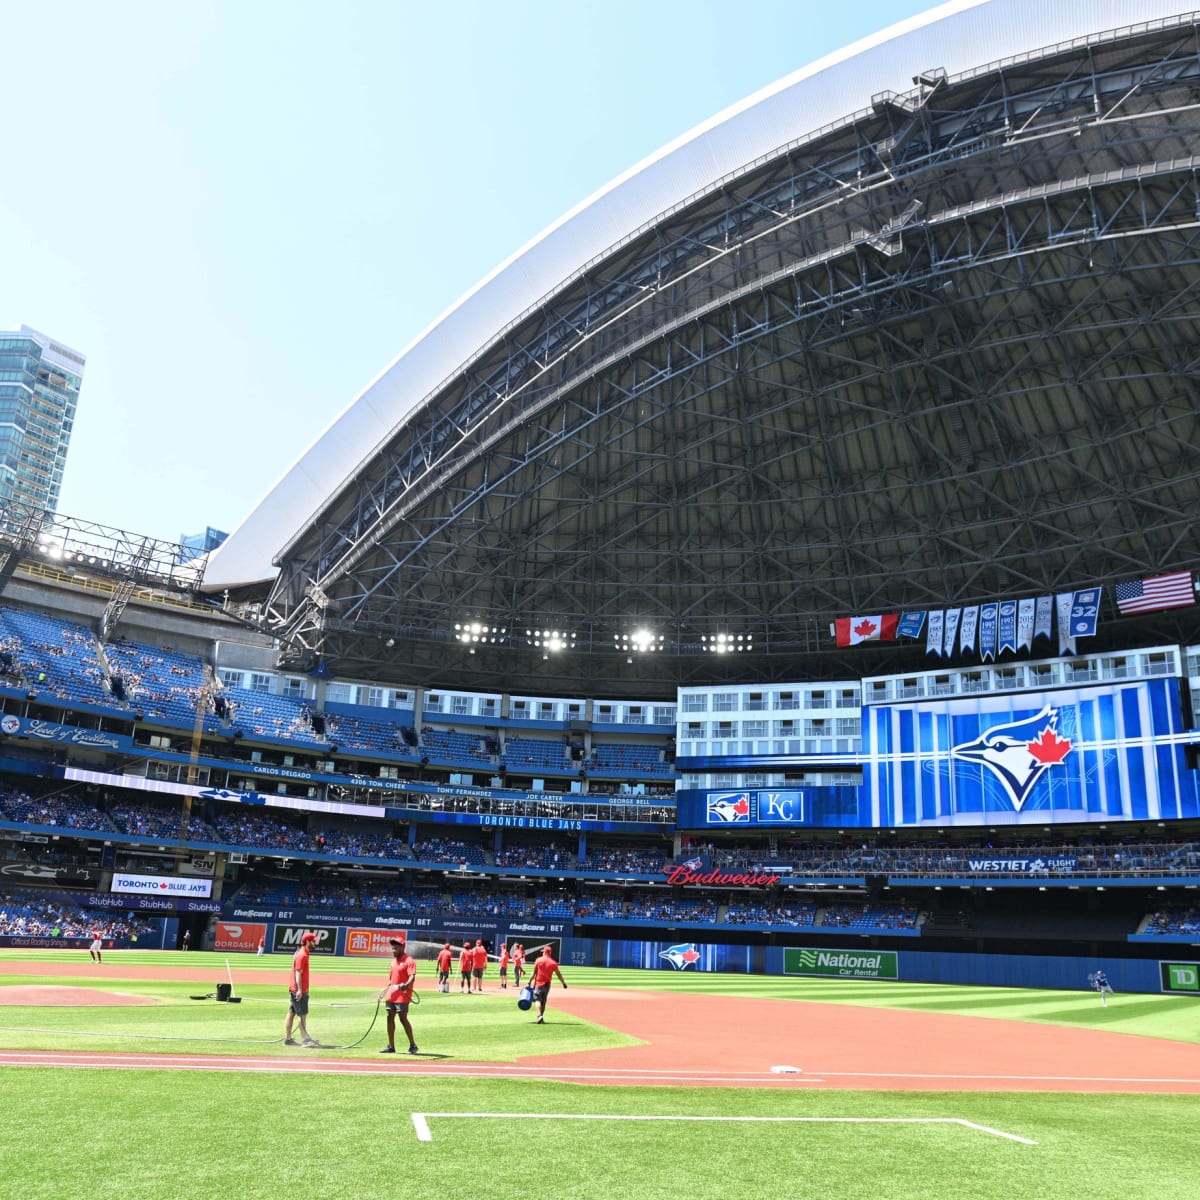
771 1065 803 1074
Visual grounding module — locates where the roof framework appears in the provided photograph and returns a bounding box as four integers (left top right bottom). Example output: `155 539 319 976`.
259 19 1200 696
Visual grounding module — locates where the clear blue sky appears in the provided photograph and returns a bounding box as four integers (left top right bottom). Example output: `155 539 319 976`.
1 0 937 545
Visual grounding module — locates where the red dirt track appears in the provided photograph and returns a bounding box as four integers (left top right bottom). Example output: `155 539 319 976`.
2 959 1199 1092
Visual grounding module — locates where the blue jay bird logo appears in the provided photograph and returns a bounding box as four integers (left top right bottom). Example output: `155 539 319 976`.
659 943 701 970
950 705 1072 811
706 792 750 823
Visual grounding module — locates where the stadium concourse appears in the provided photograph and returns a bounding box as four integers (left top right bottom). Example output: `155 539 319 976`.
3 0 1200 997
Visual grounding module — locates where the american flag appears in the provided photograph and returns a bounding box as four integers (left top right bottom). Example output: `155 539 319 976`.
1113 571 1195 615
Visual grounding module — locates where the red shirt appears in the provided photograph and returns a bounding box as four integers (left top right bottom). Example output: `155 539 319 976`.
473 944 488 971
437 948 452 972
532 952 559 987
385 953 416 1002
499 947 509 968
459 947 473 971
512 946 525 966
291 945 311 993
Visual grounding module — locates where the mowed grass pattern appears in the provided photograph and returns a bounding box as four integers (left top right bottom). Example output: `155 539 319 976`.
2 950 1200 1198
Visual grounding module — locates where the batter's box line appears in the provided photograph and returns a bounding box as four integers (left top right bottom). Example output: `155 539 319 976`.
410 1112 1036 1145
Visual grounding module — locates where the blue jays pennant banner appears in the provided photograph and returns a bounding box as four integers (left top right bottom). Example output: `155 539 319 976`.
863 677 1197 828
1017 598 1036 651
998 600 1018 656
926 609 945 656
1034 595 1054 643
1056 592 1077 655
979 602 998 661
897 611 926 639
959 606 978 655
943 608 961 657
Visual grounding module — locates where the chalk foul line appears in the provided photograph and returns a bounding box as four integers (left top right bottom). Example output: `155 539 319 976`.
410 1112 1036 1145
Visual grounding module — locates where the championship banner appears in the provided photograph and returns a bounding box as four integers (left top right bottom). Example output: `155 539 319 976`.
998 600 1018 656
978 602 998 661
925 609 944 656
1033 595 1054 643
943 608 961 657
959 606 978 655
214 921 266 952
1017 597 1036 651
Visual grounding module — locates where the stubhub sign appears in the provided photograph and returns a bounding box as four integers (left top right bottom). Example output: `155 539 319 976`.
111 873 213 899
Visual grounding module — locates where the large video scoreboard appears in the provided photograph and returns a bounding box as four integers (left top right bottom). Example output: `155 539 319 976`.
677 677 1200 830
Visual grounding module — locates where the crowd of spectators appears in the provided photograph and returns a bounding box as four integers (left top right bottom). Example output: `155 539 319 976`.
411 837 490 866
446 889 527 917
726 899 818 926
309 825 412 860
103 637 215 728
0 607 114 708
209 809 313 853
0 887 157 941
493 841 572 869
578 844 671 873
820 902 921 930
0 786 111 832
108 798 216 841
1143 907 1200 935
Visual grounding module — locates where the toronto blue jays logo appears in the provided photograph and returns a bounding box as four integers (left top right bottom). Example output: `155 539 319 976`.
678 856 705 871
706 791 750 823
950 705 1072 811
660 943 701 970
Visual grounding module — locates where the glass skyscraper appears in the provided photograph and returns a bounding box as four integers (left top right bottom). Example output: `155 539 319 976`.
0 324 85 512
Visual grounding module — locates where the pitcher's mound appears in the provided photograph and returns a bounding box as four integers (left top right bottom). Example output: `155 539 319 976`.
0 985 155 1007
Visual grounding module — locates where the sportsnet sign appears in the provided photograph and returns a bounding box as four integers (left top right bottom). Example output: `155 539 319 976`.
784 946 900 980
111 873 213 898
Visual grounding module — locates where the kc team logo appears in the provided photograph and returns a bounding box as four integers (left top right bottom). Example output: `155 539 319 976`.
950 705 1072 812
660 943 701 970
706 791 750 823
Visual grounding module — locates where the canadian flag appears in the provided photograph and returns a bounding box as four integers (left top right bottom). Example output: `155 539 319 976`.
834 613 899 647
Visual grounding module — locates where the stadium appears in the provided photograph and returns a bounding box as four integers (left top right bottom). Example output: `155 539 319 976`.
4 2 1200 1195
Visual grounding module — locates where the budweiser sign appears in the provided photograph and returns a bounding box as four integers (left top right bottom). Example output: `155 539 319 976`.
663 865 781 887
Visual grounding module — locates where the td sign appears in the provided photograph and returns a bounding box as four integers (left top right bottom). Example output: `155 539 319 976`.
1160 961 1200 994
784 946 899 980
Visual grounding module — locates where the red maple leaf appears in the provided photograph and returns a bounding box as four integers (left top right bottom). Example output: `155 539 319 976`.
1027 728 1071 764
733 797 749 815
853 618 879 639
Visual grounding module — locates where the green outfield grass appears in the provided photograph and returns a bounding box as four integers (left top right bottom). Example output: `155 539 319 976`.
2 950 1199 1199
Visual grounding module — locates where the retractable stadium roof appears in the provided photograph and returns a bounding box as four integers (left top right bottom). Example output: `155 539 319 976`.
204 0 1200 697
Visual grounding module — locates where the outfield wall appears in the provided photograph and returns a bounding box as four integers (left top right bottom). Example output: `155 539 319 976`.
562 935 1200 996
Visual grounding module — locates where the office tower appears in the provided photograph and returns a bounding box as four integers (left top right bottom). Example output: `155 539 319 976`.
0 324 85 512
